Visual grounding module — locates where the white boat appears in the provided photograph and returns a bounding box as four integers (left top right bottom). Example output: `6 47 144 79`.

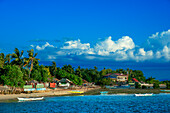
17 97 44 101
135 93 153 96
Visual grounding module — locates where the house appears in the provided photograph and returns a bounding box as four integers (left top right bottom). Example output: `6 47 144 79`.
82 79 89 86
159 84 166 89
114 73 128 82
103 73 128 82
132 78 139 83
58 78 73 89
103 73 118 82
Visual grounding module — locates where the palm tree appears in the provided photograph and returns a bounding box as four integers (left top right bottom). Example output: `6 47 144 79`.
0 53 12 67
0 53 5 68
23 49 40 78
5 54 12 65
11 48 24 67
52 61 57 70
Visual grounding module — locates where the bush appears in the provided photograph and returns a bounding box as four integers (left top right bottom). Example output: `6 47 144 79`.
142 85 147 89
153 82 160 89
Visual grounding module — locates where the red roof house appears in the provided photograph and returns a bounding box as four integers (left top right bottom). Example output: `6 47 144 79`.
132 78 139 82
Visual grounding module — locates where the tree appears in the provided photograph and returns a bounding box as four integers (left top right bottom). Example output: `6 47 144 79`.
153 82 160 89
75 66 82 78
0 53 12 68
62 64 75 74
5 54 12 65
1 65 25 92
0 53 5 68
23 49 40 78
11 48 24 67
50 61 57 76
31 69 42 81
135 82 141 89
98 78 112 86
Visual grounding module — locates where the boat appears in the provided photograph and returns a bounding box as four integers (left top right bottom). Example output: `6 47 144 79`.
161 90 170 92
100 91 108 95
17 97 44 101
135 93 153 96
68 90 84 94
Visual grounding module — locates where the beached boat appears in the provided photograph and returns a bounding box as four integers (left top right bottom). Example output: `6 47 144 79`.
68 90 84 94
100 91 108 95
161 90 170 92
135 93 153 96
17 97 44 101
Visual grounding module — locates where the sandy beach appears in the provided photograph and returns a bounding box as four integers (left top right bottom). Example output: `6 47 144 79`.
0 87 99 101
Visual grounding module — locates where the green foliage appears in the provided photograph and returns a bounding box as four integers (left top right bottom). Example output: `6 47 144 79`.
142 85 147 89
31 69 42 81
75 66 82 78
30 65 49 82
1 65 25 88
56 69 83 85
135 82 141 89
11 48 24 66
97 78 112 86
62 64 75 74
153 82 160 89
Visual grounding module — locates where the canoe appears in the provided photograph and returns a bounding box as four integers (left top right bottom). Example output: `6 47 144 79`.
161 90 170 92
68 90 84 93
135 93 153 96
100 91 108 95
17 97 44 101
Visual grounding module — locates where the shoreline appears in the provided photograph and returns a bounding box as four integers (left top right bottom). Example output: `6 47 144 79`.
0 88 169 102
0 87 99 102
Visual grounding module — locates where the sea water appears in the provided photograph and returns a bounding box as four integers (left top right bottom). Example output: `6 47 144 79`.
0 94 170 113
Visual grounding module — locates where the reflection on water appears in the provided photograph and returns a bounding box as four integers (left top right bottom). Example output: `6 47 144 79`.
0 94 170 113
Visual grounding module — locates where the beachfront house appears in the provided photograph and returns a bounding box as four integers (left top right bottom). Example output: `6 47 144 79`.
103 73 128 82
103 73 118 82
58 78 72 89
159 84 166 89
114 73 128 82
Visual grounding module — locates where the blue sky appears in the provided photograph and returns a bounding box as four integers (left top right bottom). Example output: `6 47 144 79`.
0 0 170 80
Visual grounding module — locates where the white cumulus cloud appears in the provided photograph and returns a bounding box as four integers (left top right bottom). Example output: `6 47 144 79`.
61 39 90 50
36 42 55 50
30 29 170 62
94 36 135 56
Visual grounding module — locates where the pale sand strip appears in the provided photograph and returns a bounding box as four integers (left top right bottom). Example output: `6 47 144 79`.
0 87 98 101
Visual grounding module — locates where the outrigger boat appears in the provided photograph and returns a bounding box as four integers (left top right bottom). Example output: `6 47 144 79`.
100 91 108 95
17 97 44 101
135 93 153 96
68 90 84 94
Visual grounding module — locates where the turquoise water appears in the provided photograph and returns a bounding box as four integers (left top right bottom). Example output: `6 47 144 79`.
0 94 170 113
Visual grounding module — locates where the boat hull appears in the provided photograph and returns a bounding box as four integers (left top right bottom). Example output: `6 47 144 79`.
135 94 153 96
68 90 84 93
17 97 44 101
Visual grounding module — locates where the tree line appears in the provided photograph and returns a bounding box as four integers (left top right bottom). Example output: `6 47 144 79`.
0 48 169 90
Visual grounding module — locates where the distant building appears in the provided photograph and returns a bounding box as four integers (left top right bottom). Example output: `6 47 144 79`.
103 73 128 82
58 78 73 89
114 73 128 82
132 78 139 83
103 73 117 81
159 84 166 89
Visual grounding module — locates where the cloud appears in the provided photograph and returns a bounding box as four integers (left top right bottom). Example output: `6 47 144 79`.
145 29 170 50
30 29 170 62
35 42 55 50
94 36 135 56
162 45 170 60
61 39 90 50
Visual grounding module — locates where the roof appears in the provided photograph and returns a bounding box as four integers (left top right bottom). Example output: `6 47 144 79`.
59 78 73 83
132 78 139 82
114 73 128 76
103 73 117 78
82 79 88 83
